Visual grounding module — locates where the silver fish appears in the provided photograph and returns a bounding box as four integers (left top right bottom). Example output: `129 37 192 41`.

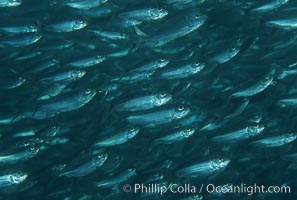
36 84 67 101
119 8 168 24
60 154 108 177
115 92 172 112
129 58 170 74
0 0 22 7
211 124 265 143
146 13 207 47
1 33 42 47
209 47 240 65
176 158 230 177
266 17 297 30
157 62 205 79
231 69 275 98
65 55 105 68
38 88 96 114
0 25 38 34
14 89 96 120
0 171 28 188
96 168 136 188
127 105 191 127
250 0 289 13
65 0 108 10
277 96 297 107
283 153 297 162
153 127 195 144
88 30 129 40
45 20 87 32
93 126 139 147
0 146 39 165
0 77 26 89
250 133 297 147
40 69 86 84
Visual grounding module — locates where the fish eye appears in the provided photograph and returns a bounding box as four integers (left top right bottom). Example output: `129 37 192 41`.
129 127 135 132
85 89 91 94
51 125 57 130
264 75 270 79
218 157 224 162
51 58 58 63
23 141 30 146
29 146 36 151
15 171 23 177
271 80 276 85
78 20 84 24
128 168 136 173
186 128 192 132
195 14 200 19
195 61 200 66
161 58 166 62
160 92 167 97
97 154 105 159
178 106 184 111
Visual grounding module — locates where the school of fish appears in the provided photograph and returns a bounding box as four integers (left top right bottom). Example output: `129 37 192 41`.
0 0 297 199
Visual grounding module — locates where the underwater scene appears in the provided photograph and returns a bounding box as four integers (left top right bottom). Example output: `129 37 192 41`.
0 0 297 199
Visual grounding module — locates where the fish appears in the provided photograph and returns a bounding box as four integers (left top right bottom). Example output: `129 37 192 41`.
277 95 297 107
156 62 205 79
65 0 108 10
96 168 136 188
0 0 22 8
0 25 38 34
231 69 275 98
250 133 297 147
13 89 96 121
211 124 265 143
37 89 96 115
0 76 26 89
144 13 207 47
114 92 172 112
250 0 289 13
60 153 108 177
153 127 195 144
36 84 67 101
65 55 106 68
112 58 170 83
176 158 230 177
1 33 42 47
119 8 168 27
0 171 28 189
39 69 86 84
88 30 129 40
127 105 191 127
266 17 297 30
0 146 39 165
93 126 139 147
45 20 87 32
